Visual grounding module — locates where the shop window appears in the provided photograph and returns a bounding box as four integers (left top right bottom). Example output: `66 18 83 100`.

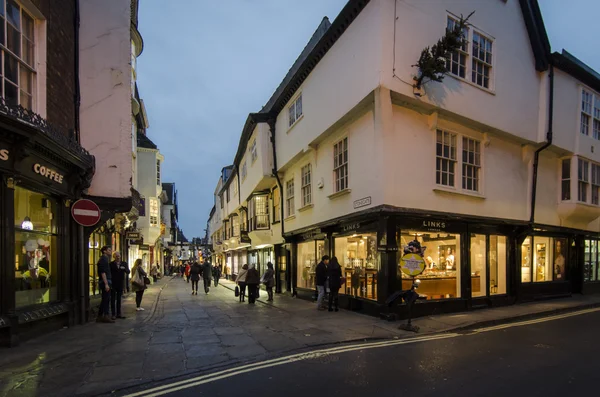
297 240 325 289
489 235 507 295
470 234 486 297
584 239 599 282
14 187 58 308
399 231 462 299
336 233 378 301
521 237 567 283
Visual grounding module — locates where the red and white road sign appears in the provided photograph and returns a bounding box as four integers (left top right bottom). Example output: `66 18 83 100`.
71 199 101 227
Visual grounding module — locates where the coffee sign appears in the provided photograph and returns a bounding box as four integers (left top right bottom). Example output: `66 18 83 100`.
33 163 64 184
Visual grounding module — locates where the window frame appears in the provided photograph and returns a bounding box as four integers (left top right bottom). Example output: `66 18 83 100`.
156 159 161 185
301 163 312 207
461 136 481 192
578 158 590 203
241 161 247 181
333 137 348 193
581 88 600 141
249 194 269 231
250 139 257 164
435 129 483 194
288 93 303 128
561 158 571 201
272 186 281 223
285 178 295 218
445 15 495 91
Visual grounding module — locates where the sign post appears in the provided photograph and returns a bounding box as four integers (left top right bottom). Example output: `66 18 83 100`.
71 199 101 227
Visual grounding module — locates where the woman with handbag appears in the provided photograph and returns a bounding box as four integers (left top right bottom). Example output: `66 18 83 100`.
263 262 275 302
236 264 249 302
131 259 148 311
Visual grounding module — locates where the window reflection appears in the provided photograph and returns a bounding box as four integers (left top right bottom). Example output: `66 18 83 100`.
335 233 378 301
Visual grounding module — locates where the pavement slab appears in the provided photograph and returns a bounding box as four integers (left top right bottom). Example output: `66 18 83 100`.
1 276 599 397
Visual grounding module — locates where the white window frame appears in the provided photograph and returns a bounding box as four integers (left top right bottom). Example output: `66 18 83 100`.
592 163 600 205
301 164 312 207
0 0 39 111
285 179 295 217
446 15 494 91
288 93 303 128
435 129 483 194
333 137 348 193
156 159 161 185
580 88 600 140
578 158 589 203
250 139 257 164
272 186 281 223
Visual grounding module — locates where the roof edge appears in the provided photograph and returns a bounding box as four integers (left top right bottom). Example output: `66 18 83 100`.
552 50 600 93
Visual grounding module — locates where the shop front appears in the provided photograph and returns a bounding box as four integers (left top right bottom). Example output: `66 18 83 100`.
287 206 588 318
0 120 95 346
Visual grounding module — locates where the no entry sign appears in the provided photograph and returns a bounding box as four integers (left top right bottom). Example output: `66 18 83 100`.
71 199 101 227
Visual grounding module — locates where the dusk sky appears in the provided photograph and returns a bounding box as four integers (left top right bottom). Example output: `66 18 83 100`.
137 0 600 239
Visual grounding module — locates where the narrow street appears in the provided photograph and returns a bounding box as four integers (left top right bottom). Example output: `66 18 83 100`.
120 309 600 397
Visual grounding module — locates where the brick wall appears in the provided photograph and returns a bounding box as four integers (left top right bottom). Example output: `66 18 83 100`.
31 0 77 137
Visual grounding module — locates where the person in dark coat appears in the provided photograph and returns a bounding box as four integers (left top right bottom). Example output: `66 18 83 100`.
327 256 343 312
213 264 222 287
245 264 260 304
315 255 329 311
263 262 275 301
201 260 213 294
109 251 130 319
97 246 114 323
190 261 201 295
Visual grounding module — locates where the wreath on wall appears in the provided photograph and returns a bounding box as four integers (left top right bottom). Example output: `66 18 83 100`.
412 11 474 90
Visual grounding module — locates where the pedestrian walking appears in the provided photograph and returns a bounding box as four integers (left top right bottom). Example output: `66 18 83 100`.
202 260 212 294
316 255 329 311
185 263 191 282
237 264 248 302
131 259 147 311
213 264 221 287
327 256 342 312
224 264 229 280
150 263 159 283
96 246 114 323
190 261 201 295
109 251 129 320
262 262 275 301
246 264 260 304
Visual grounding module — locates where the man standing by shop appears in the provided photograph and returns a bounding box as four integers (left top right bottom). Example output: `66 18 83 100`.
316 255 329 311
97 246 114 323
110 251 129 320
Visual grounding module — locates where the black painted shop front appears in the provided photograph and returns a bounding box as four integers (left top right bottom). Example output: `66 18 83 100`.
286 207 592 319
0 122 94 346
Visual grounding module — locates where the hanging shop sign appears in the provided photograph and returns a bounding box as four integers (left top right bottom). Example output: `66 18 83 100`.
353 196 372 209
399 253 426 277
71 199 101 227
127 232 141 240
240 231 251 244
139 244 150 250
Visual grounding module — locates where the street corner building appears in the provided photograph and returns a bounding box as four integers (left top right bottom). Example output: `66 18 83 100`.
208 0 600 319
0 0 96 346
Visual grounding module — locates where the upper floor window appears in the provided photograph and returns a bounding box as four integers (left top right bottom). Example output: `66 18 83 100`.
249 195 269 231
578 158 589 203
220 194 223 209
250 139 257 163
580 89 600 140
286 179 295 217
561 159 571 201
446 16 493 90
241 161 247 181
592 163 600 205
436 129 482 193
272 186 281 223
240 208 248 232
233 176 238 197
288 94 303 128
301 164 312 207
232 215 240 237
1 0 36 109
226 185 230 203
156 160 161 185
333 137 348 192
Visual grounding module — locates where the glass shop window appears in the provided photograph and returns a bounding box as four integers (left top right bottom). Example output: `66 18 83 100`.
584 239 599 282
297 240 325 289
398 231 462 299
14 186 59 308
335 233 379 301
521 237 568 283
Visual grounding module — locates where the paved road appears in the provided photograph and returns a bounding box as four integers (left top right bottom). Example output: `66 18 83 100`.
121 309 600 397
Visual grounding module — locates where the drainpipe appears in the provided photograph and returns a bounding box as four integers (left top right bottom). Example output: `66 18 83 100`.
74 0 81 142
530 64 554 225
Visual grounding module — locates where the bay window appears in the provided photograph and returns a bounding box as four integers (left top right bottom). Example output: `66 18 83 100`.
249 194 269 231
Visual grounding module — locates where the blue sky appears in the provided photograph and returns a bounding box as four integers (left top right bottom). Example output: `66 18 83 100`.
137 0 599 239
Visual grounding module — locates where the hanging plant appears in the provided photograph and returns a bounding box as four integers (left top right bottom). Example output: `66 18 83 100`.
413 11 475 90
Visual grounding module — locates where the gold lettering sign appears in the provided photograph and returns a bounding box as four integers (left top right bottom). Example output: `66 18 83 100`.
33 163 64 184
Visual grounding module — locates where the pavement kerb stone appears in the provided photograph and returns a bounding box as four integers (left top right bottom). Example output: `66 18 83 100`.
436 301 600 335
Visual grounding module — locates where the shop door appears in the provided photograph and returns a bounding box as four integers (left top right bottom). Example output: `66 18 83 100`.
470 234 508 298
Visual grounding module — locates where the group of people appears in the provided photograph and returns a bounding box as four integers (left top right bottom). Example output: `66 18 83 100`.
96 245 148 324
181 259 218 295
235 262 275 304
315 255 343 312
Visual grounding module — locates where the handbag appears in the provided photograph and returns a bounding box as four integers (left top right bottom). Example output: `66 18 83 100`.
143 276 151 285
235 286 240 297
132 270 144 288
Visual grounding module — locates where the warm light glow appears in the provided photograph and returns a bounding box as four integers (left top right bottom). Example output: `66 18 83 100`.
21 217 33 230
